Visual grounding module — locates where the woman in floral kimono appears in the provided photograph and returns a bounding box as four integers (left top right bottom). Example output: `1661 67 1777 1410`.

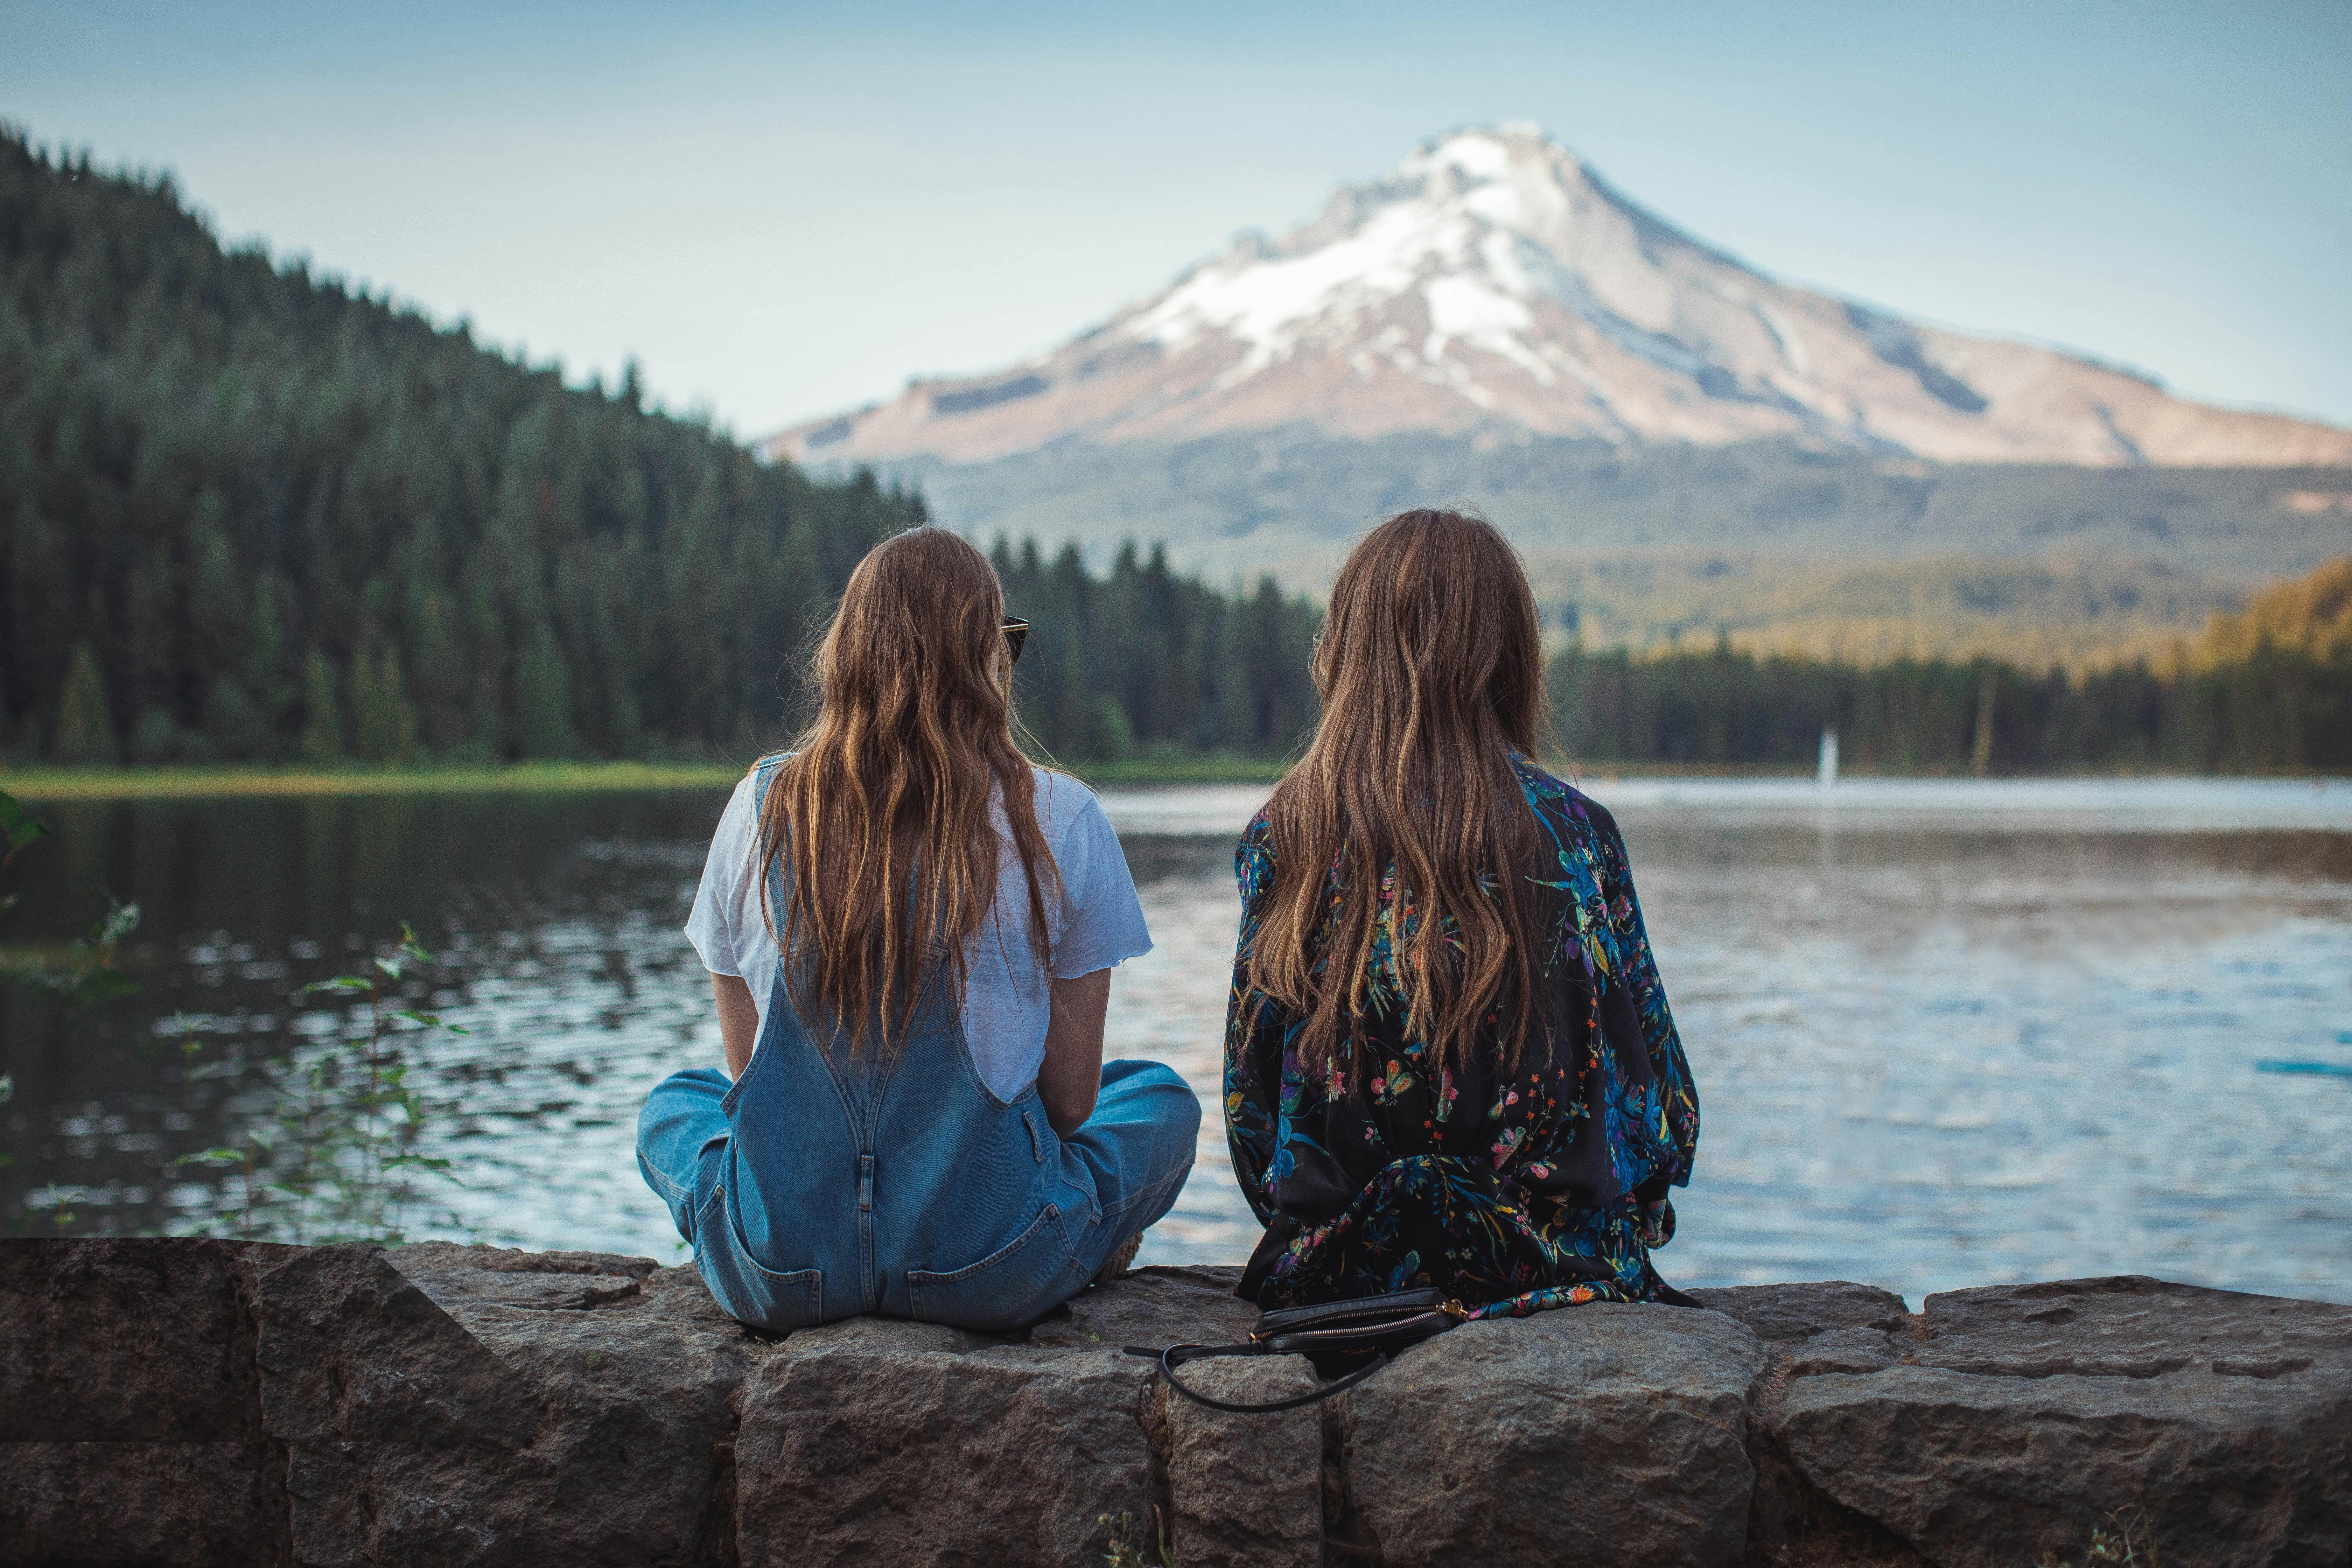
1225 508 1700 1316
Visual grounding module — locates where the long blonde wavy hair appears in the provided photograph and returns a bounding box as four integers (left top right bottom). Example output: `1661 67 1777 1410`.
1244 509 1551 1085
759 527 1056 1053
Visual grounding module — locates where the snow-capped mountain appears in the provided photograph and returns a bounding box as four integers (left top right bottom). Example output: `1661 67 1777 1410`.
769 124 2350 469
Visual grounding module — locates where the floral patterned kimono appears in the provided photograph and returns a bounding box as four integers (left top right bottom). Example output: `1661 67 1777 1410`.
1224 758 1701 1317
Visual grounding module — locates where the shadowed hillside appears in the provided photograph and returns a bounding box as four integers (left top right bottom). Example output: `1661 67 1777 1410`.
0 130 1315 769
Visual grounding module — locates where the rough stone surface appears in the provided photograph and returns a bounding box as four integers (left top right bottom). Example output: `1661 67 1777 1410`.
1334 1302 1771 1567
258 1241 754 1567
0 1236 290 1442
1028 1263 1258 1354
1770 1276 2352 1568
0 1439 289 1568
733 1313 1158 1568
8 1242 2347 1568
0 1238 295 1568
1162 1356 1322 1568
1687 1280 1913 1346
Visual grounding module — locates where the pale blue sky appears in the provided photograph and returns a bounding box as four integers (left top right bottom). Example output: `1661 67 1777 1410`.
6 0 2347 438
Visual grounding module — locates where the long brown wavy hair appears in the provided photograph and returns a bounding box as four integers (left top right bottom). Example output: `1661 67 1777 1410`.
1245 509 1550 1085
759 526 1056 1053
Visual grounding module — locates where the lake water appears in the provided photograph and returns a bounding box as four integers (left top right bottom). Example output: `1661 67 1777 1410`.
4 776 2347 1307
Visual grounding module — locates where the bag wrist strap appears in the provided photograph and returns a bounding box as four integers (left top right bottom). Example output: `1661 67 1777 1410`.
1122 1342 1392 1414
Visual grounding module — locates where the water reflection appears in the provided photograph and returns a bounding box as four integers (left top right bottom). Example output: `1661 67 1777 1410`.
2 780 2346 1304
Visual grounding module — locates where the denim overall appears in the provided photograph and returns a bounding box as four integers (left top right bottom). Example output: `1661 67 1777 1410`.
637 763 1198 1332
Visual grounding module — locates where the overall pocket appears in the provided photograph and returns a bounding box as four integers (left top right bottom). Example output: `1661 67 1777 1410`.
693 1183 825 1331
906 1204 1084 1330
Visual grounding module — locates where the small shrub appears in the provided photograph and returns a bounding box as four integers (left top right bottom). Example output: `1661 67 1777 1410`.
2036 1507 2168 1567
1100 1508 1172 1568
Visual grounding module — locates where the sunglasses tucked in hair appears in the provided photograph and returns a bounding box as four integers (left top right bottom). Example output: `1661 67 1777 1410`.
1001 617 1030 664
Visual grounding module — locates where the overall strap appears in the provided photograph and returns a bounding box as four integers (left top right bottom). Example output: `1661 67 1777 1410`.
750 752 786 813
751 752 789 912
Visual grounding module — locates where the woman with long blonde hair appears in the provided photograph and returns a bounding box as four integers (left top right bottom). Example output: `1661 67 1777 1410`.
639 526 1197 1331
1225 509 1700 1314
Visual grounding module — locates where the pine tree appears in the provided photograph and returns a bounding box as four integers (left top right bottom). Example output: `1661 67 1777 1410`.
404 586 464 749
244 581 292 724
1091 695 1136 761
203 674 270 761
52 643 118 764
350 644 418 764
299 651 345 764
187 491 244 674
514 624 577 759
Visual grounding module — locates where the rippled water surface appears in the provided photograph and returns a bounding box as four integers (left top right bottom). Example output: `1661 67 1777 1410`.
5 777 2347 1305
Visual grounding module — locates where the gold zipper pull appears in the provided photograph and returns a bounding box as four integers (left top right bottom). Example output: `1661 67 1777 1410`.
1440 1298 1470 1321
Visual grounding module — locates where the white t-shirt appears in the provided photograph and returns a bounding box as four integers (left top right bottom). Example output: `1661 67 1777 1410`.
683 763 1152 1101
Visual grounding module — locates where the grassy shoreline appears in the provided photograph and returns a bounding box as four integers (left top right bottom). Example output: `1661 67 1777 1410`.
0 762 748 800
8 756 2332 802
0 754 1301 800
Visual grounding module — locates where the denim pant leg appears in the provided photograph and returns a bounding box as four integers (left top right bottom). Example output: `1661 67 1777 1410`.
1062 1058 1200 1275
637 1066 733 1245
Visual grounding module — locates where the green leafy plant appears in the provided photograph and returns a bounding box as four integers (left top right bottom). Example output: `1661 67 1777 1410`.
2035 1507 2167 1567
0 791 144 1017
1099 1508 1174 1568
0 892 144 1016
0 791 51 902
5 1180 84 1236
181 922 468 1244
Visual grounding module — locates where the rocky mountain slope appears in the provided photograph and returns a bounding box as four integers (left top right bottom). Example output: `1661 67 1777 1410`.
769 125 2352 472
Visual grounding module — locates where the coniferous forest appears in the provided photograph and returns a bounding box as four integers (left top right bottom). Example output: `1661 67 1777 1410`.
0 130 1318 769
1550 628 2350 774
1552 555 2352 772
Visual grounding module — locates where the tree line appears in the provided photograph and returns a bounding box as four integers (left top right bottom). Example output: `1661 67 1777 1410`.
1550 559 2352 774
0 129 1316 769
991 538 1319 763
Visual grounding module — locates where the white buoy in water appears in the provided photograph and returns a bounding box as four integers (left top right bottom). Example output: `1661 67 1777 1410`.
1816 727 1839 789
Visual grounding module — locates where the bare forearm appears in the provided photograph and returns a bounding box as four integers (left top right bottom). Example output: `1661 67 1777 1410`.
711 973 758 1078
1037 968 1111 1137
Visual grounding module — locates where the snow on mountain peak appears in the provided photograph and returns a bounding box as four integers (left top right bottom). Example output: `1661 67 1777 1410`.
770 127 2352 470
1121 124 1649 381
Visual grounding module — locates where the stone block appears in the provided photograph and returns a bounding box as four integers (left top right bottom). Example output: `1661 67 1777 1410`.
1162 1355 1321 1568
0 1238 293 1567
255 1240 752 1567
1687 1279 1912 1346
1029 1264 1258 1354
1770 1275 2352 1567
0 1438 288 1568
0 1236 291 1442
732 1315 1158 1568
1331 1302 1768 1568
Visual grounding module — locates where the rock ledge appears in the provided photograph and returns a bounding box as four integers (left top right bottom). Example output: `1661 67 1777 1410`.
2 1239 2345 1567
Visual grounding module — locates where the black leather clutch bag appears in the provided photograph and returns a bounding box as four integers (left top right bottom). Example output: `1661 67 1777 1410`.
1123 1287 1471 1414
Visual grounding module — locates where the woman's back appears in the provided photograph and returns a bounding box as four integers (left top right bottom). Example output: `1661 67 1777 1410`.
638 525 1198 1334
687 760 1144 1102
1226 755 1699 1311
1222 508 1701 1316
685 753 1156 1329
